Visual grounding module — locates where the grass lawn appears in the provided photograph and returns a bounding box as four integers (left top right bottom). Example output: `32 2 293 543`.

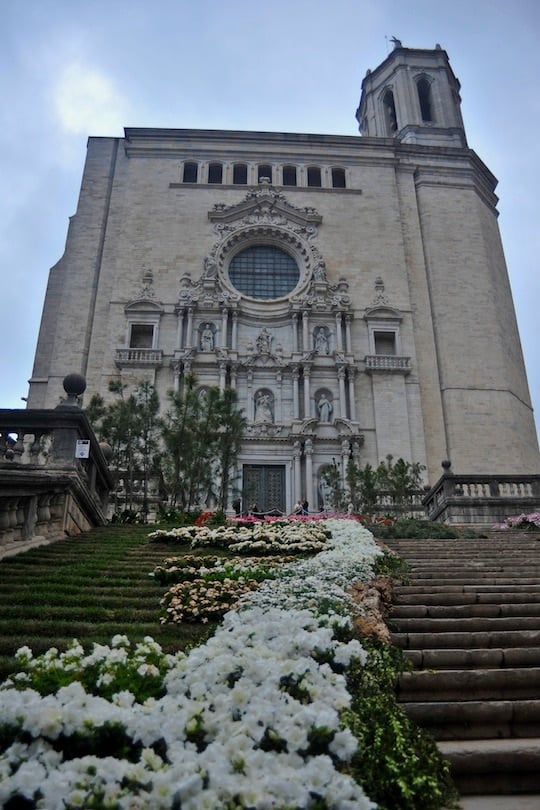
0 525 216 682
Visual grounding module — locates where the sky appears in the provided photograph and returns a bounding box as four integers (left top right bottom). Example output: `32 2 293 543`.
1 0 539 442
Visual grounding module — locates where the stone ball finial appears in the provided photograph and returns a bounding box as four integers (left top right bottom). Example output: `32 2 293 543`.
441 459 452 470
63 374 87 397
99 442 113 463
56 373 87 409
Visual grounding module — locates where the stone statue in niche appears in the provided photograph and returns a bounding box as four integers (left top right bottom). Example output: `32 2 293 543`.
317 393 333 423
256 328 272 354
314 326 329 354
313 258 327 281
203 255 217 279
200 323 214 351
254 392 274 423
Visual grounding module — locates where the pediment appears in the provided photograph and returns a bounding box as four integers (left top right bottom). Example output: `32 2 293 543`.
363 305 402 321
124 298 163 313
208 182 322 232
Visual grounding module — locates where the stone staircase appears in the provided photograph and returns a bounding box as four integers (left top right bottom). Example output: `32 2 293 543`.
384 532 540 800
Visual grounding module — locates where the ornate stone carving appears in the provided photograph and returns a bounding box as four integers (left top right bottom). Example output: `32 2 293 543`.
372 276 389 306
209 184 322 234
291 275 351 312
245 423 283 438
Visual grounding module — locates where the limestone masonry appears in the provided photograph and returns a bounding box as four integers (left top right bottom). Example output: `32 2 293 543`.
28 44 540 513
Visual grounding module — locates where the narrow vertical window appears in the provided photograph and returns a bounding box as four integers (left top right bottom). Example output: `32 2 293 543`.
183 161 198 183
417 77 433 122
258 164 273 183
208 162 223 184
307 166 322 187
282 165 297 186
331 167 346 188
233 163 248 184
383 90 397 135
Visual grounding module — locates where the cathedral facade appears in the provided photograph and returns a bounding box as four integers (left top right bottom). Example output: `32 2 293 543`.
28 44 540 513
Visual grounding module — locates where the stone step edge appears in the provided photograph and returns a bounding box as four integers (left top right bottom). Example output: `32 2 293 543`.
438 737 540 765
391 630 540 649
400 698 540 717
403 647 540 668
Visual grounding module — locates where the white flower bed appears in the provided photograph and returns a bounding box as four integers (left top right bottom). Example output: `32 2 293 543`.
149 520 331 555
0 519 381 809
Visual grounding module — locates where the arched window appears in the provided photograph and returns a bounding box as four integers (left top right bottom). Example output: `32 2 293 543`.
229 245 299 299
208 162 223 184
417 77 433 122
383 90 397 135
282 165 297 186
258 164 273 183
331 167 346 188
307 166 322 187
233 163 248 184
182 161 198 183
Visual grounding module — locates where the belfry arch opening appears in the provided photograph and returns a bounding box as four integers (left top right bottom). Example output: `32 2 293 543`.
382 89 397 135
417 77 434 122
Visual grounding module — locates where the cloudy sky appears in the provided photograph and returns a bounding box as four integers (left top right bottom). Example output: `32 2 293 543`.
2 0 539 442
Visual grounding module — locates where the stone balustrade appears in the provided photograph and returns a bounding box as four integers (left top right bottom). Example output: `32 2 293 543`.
423 468 540 525
364 354 411 373
0 398 113 552
115 348 163 367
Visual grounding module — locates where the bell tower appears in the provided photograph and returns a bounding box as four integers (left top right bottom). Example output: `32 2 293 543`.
356 42 467 147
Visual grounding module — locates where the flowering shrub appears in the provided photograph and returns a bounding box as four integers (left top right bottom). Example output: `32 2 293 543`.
154 555 287 622
4 635 182 702
161 577 261 623
151 554 285 586
194 510 215 526
495 511 540 530
149 519 331 555
193 510 227 527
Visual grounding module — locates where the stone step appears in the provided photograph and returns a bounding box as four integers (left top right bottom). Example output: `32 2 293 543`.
438 738 540 794
390 615 540 633
397 667 540 701
392 603 540 619
394 584 540 595
401 699 540 740
400 576 540 586
391 628 540 650
459 796 540 809
393 591 540 605
403 560 540 568
407 569 540 578
404 647 540 670
384 535 540 799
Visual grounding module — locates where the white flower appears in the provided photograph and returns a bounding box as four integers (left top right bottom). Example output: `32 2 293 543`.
329 728 358 761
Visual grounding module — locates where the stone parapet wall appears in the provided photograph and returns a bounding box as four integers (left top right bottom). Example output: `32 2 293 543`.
0 406 113 551
423 472 540 525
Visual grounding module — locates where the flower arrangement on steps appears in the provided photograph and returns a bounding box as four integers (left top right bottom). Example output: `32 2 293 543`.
0 518 456 810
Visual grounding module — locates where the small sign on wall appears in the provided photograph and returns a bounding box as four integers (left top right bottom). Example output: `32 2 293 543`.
75 439 90 459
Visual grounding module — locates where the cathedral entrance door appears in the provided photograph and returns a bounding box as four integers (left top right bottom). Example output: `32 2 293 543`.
242 465 286 514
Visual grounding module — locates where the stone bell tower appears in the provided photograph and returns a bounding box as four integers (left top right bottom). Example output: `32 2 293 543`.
356 41 467 147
